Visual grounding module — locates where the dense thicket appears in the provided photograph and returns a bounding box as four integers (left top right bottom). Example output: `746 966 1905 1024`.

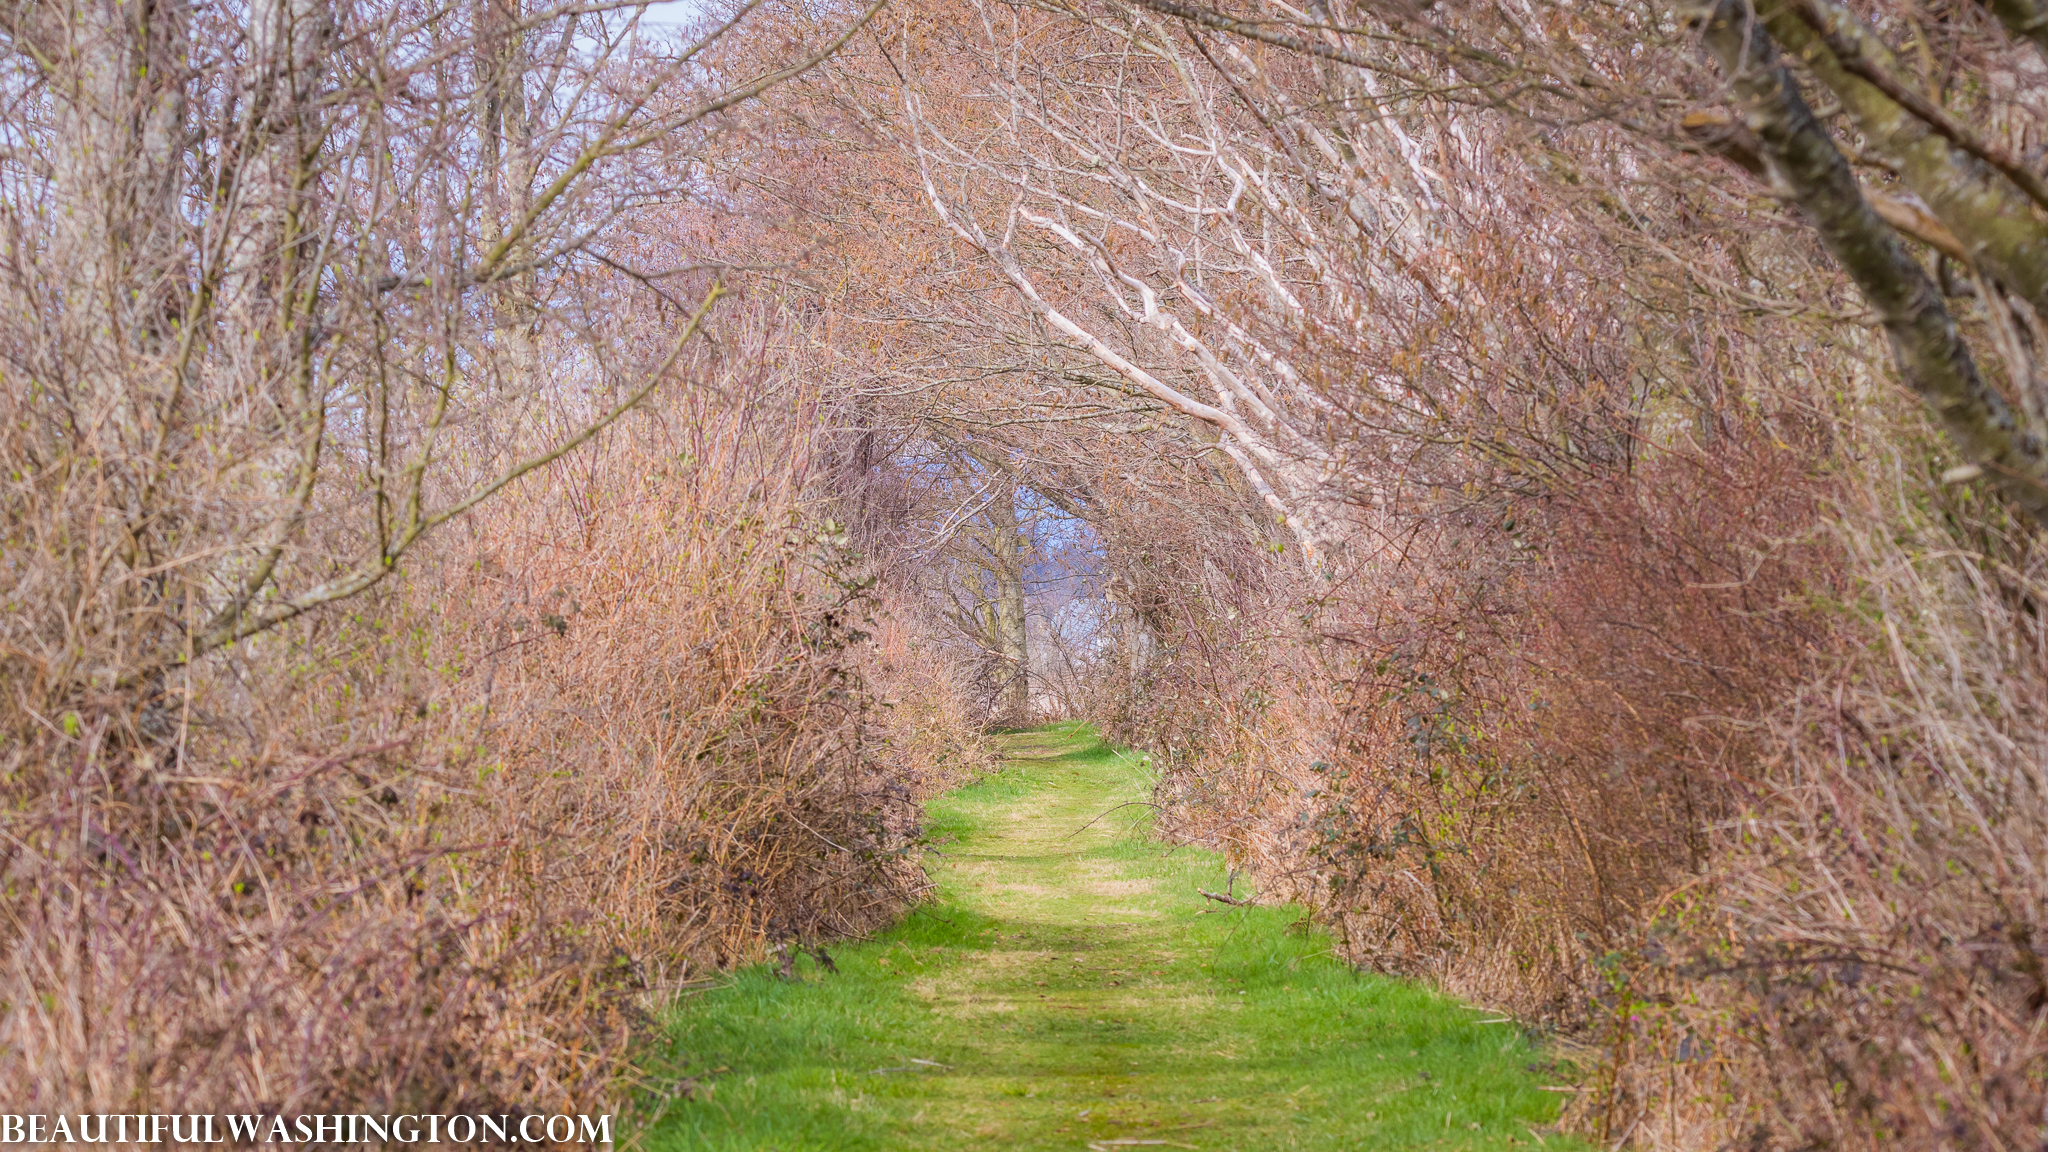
765 0 2048 1145
0 0 982 1119
8 0 2048 1144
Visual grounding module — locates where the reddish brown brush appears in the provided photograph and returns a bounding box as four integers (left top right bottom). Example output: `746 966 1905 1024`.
0 370 981 1123
1597 448 2048 1150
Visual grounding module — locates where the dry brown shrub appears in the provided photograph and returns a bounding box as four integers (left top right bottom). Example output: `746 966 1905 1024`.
1082 343 1898 1146
1587 433 2048 1150
1450 437 1845 992
1113 397 2048 1148
0 361 974 1121
0 0 958 1124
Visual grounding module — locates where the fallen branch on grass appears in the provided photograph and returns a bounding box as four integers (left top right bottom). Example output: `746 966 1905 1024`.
1197 865 1252 907
1065 800 1165 839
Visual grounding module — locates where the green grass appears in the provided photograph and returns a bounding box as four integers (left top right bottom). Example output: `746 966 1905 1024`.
641 723 1582 1151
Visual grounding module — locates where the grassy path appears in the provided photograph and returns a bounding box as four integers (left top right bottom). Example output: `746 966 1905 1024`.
644 725 1579 1151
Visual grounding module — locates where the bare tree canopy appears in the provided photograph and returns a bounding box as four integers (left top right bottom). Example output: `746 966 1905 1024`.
7 0 2048 1143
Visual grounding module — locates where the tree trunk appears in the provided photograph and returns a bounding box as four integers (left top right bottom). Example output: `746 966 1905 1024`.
989 486 1031 724
476 0 538 395
1702 0 2048 522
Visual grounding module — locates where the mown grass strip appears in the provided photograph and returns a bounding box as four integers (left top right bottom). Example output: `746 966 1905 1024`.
642 723 1582 1151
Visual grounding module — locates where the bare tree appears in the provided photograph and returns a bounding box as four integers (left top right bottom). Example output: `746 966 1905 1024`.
827 2 2048 1146
1 0 883 712
0 0 891 1114
1074 0 2048 521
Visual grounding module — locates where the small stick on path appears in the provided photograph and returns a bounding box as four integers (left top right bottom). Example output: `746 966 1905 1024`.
1198 865 1251 906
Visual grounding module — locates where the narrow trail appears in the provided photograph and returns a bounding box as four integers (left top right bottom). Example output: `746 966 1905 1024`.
647 725 1579 1151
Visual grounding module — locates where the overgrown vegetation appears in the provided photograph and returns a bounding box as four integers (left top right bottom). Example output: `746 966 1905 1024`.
0 0 971 1117
1 343 981 1115
8 0 2048 1144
